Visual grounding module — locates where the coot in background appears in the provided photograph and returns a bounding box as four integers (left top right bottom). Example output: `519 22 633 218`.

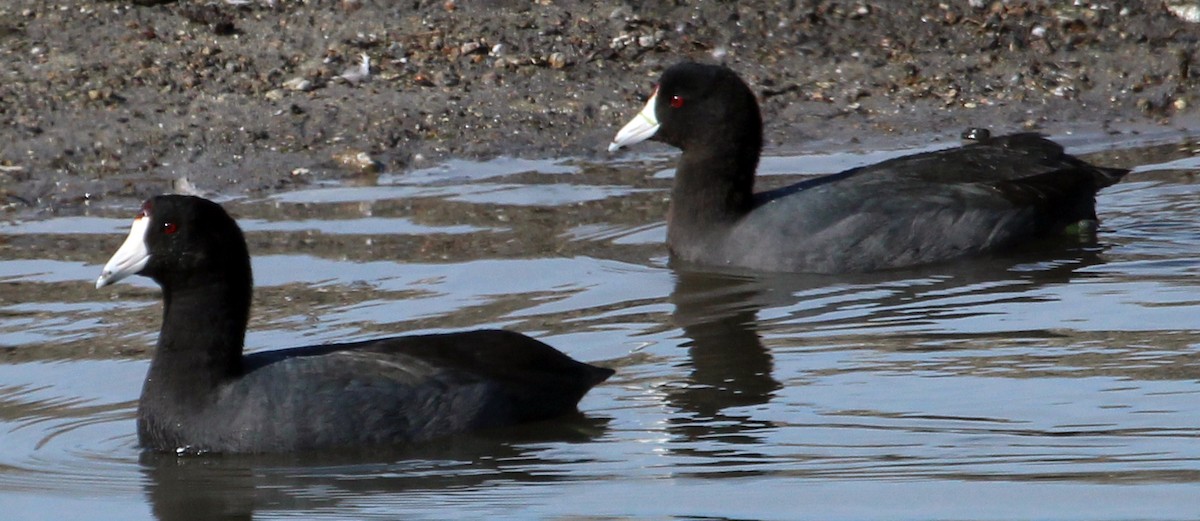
609 62 1128 273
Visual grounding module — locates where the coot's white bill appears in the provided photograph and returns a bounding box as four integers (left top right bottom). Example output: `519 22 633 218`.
608 90 660 152
96 215 150 289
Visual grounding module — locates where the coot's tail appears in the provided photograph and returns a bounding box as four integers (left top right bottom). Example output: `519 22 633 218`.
1090 165 1130 190
583 365 616 387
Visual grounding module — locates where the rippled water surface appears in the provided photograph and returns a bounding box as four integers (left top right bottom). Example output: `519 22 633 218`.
3 132 1200 520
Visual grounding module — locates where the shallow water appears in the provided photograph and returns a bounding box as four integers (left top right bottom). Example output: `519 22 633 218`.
3 131 1200 520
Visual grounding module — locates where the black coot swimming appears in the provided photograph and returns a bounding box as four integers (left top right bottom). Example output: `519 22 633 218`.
608 62 1128 273
96 195 613 454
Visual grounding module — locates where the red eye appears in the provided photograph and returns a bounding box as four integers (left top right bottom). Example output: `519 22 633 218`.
163 222 178 235
669 95 684 109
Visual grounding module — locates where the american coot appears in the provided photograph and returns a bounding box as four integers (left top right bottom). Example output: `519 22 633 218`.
96 195 613 454
609 62 1129 273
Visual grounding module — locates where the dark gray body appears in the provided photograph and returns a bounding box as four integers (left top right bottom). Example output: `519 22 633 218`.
138 330 612 454
666 134 1125 273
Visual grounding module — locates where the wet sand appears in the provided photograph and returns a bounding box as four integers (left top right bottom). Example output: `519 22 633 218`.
1 0 1197 213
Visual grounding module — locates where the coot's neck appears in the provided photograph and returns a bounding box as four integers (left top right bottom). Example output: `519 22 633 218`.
145 274 251 406
668 137 760 246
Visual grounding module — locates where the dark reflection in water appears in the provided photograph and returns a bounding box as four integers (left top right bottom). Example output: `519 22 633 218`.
142 414 608 521
662 237 1109 453
667 270 781 438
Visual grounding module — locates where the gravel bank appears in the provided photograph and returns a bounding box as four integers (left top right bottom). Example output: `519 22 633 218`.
1 0 1197 214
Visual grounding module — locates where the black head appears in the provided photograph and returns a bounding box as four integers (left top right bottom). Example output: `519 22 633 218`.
97 195 251 291
608 62 764 159
651 63 762 152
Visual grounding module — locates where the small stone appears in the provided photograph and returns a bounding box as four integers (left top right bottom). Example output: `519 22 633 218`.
174 177 203 196
339 53 370 84
333 150 382 174
961 127 991 143
264 89 285 101
438 71 460 87
413 72 435 87
548 52 567 69
283 77 313 91
1166 2 1200 23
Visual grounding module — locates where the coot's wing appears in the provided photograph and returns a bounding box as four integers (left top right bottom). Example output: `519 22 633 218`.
852 133 1123 184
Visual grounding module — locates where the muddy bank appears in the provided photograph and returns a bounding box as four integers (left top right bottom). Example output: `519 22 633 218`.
0 0 1197 215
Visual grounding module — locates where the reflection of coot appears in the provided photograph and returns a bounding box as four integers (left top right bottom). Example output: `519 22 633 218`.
142 414 610 521
669 270 780 421
97 195 612 454
663 240 1106 441
610 62 1127 273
